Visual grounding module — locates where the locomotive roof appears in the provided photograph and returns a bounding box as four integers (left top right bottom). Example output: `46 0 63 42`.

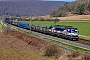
50 25 73 28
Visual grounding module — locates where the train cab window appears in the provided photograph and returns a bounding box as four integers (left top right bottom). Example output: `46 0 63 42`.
71 29 78 33
49 26 53 29
67 29 71 33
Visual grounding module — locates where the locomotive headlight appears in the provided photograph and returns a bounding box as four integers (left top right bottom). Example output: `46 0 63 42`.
75 30 78 31
68 29 70 32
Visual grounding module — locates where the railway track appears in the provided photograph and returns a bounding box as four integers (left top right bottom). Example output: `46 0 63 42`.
1 21 90 56
32 31 90 50
12 26 90 57
10 24 90 50
10 26 89 57
77 39 90 46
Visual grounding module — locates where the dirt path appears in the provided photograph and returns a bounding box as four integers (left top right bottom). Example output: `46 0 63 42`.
0 32 49 60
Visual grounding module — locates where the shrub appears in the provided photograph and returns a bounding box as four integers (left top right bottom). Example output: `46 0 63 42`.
66 52 85 60
85 54 90 60
2 26 11 35
67 52 79 58
44 45 67 59
44 45 58 56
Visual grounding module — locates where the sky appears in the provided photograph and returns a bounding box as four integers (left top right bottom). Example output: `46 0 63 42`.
42 0 76 2
0 0 76 2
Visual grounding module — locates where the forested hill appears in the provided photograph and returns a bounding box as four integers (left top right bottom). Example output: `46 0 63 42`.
0 0 65 16
50 0 90 17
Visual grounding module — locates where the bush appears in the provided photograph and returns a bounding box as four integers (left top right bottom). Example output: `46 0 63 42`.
2 26 11 35
67 52 79 58
44 45 58 56
85 54 90 60
64 52 84 60
44 45 60 57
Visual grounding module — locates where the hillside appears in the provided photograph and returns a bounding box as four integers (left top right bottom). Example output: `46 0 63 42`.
50 0 90 17
0 0 65 16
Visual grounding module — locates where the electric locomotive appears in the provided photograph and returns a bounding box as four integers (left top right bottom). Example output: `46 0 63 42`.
48 25 79 40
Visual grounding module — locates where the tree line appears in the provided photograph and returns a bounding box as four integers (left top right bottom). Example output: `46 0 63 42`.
50 0 90 17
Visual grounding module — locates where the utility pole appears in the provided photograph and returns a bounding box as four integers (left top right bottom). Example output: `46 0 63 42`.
54 17 58 26
30 15 32 33
50 15 52 22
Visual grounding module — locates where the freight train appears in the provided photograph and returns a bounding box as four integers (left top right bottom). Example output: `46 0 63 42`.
4 18 79 41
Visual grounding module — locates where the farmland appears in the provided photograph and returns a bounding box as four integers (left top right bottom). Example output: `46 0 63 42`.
19 21 90 38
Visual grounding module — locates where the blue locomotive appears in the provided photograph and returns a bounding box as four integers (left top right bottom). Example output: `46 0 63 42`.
4 18 79 40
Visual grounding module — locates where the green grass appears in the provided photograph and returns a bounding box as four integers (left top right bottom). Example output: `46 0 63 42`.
43 38 90 53
0 24 2 28
18 21 90 38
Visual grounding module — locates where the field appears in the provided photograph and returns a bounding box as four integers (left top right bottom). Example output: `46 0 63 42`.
19 21 90 38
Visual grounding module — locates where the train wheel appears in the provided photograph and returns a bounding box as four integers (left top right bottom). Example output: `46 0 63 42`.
58 34 60 37
76 38 78 41
71 38 73 41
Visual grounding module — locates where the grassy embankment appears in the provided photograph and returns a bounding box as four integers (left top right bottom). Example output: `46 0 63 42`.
16 25 90 54
19 21 90 40
0 24 2 28
0 32 55 60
